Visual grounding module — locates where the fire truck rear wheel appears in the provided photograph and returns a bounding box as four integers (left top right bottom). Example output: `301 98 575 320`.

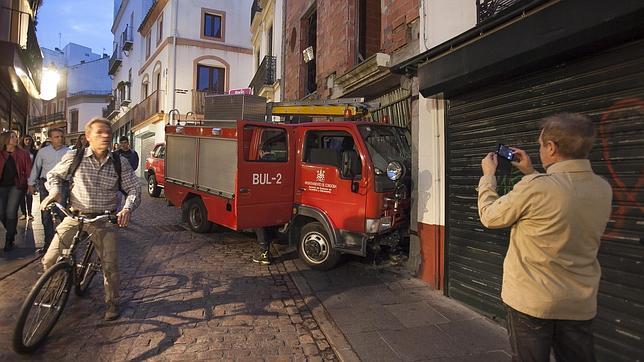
185 198 212 233
299 222 340 270
147 174 162 197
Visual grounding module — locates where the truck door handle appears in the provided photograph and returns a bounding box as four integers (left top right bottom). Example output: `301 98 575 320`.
239 188 250 193
297 188 306 192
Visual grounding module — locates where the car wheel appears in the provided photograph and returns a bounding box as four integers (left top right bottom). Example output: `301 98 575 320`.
185 197 212 233
147 174 162 197
298 222 341 270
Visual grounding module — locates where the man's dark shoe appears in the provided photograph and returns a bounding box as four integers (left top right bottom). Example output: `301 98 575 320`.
104 302 120 321
252 251 271 265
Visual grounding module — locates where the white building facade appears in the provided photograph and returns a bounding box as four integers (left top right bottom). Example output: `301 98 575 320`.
108 0 254 175
31 43 111 145
249 0 284 102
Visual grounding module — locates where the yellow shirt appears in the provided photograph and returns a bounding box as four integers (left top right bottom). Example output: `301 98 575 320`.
478 159 612 320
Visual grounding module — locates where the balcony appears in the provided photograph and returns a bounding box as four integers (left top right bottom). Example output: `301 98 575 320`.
192 90 225 115
121 25 133 51
112 90 163 131
476 0 531 24
103 99 118 119
29 111 65 127
108 48 122 75
249 55 276 96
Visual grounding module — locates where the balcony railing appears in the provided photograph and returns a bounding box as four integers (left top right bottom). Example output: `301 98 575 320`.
108 48 123 75
249 55 276 96
103 99 118 119
121 25 133 51
192 90 225 115
69 90 112 98
476 0 530 24
112 90 163 131
29 111 65 126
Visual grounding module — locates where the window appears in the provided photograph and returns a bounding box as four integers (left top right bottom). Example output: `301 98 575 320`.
69 109 78 132
243 126 287 162
145 33 151 59
196 64 225 93
267 25 273 56
153 144 165 158
304 11 317 95
303 131 358 172
142 81 149 99
202 10 224 39
157 14 163 46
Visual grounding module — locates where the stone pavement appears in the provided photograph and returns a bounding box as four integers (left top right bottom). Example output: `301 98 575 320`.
275 250 513 361
0 193 338 361
0 191 511 361
0 194 46 281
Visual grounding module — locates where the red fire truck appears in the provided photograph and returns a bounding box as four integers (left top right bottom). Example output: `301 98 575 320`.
164 97 411 269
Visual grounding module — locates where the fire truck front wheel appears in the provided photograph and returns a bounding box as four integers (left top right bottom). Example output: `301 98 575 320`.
184 198 213 233
299 222 340 270
147 175 162 197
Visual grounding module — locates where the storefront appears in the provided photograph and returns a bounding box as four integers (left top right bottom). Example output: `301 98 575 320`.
407 1 644 360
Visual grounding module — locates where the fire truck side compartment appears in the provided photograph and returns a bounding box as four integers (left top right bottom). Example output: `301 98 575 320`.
197 138 237 198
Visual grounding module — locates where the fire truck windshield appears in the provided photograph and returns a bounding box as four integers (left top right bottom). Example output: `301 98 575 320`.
358 125 411 173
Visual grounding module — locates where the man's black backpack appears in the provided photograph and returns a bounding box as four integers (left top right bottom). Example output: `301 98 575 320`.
66 147 125 197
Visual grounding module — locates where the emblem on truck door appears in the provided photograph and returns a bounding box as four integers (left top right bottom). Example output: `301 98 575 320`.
316 169 325 182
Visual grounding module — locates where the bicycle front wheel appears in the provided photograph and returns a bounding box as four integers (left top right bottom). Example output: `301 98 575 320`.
75 242 100 296
13 262 72 353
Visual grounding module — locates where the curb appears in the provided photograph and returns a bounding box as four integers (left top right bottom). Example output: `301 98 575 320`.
0 254 41 282
276 248 360 362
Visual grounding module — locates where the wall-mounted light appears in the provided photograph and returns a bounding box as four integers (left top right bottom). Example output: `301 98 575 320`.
40 67 60 100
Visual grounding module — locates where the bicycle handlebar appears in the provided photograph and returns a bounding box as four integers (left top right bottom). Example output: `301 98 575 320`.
48 202 117 224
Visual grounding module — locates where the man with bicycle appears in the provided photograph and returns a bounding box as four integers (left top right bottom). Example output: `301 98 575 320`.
41 117 141 321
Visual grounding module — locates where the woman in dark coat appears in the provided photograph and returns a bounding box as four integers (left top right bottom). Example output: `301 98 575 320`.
18 135 37 220
0 131 32 251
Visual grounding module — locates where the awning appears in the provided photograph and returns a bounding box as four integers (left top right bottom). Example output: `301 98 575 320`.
394 0 644 97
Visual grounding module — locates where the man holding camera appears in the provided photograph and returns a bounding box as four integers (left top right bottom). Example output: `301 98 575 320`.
478 113 612 361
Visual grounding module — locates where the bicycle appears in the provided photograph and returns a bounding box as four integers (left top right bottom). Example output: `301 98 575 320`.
12 202 117 353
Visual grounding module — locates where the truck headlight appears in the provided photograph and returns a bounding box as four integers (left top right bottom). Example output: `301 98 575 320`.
365 218 381 233
366 217 393 233
386 161 403 181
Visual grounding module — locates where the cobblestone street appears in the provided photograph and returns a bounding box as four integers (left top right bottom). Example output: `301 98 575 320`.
0 193 338 361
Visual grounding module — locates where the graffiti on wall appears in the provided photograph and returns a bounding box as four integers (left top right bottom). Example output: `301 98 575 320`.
599 98 644 243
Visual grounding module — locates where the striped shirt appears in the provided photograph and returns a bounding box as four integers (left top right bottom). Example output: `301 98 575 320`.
47 148 141 213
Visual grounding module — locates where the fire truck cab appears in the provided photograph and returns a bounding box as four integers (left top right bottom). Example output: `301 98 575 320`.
164 97 411 269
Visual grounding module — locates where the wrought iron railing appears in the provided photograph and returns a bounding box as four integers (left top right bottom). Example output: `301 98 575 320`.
108 48 122 75
29 111 65 126
249 55 276 96
476 0 530 24
103 98 117 119
112 90 163 130
69 90 112 98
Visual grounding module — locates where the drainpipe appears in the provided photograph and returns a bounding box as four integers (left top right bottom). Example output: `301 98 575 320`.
280 0 287 101
171 0 179 111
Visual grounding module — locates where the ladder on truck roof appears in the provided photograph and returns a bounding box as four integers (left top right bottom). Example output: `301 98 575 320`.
267 98 376 119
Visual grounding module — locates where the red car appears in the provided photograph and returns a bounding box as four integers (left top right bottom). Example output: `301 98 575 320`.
144 142 165 197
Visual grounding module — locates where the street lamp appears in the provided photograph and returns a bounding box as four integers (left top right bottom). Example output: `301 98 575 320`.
40 67 60 101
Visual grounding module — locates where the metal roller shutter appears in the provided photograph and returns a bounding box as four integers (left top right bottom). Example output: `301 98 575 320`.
140 135 156 175
446 39 644 361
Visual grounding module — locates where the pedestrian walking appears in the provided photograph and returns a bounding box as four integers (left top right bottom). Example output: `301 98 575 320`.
477 113 612 361
41 117 141 321
0 131 32 252
18 135 37 221
116 136 139 171
27 128 70 253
